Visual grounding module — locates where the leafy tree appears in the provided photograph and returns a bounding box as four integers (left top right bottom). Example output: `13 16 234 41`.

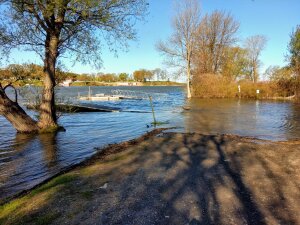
25 64 45 80
76 74 93 82
7 64 28 80
157 0 200 98
133 69 153 82
119 73 129 81
288 25 300 74
98 73 118 82
0 0 148 133
0 69 11 80
287 25 300 97
0 63 45 82
265 66 293 81
221 47 249 81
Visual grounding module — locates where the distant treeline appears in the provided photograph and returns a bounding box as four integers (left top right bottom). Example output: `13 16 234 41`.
158 5 300 99
189 11 300 98
191 11 300 98
0 64 171 86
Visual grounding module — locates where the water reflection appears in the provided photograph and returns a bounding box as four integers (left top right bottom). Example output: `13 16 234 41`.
1 86 300 203
0 132 62 201
39 133 58 167
183 98 300 140
0 86 185 202
286 103 300 139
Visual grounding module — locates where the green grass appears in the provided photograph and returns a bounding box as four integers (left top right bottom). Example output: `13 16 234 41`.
0 198 27 218
0 174 77 225
80 190 94 200
151 121 170 126
30 174 77 196
34 212 60 225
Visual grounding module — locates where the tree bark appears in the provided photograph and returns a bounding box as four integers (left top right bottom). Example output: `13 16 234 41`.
187 59 192 98
0 31 61 133
38 35 58 129
0 87 38 133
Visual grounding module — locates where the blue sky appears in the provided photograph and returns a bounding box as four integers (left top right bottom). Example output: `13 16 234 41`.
6 0 300 77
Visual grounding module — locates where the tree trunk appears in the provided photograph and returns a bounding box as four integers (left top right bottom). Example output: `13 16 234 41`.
0 88 38 133
38 35 58 129
186 59 192 98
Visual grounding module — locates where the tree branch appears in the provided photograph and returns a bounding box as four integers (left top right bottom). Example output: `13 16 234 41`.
3 83 18 103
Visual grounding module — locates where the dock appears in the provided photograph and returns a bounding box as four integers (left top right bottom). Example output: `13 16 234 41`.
26 103 120 113
56 103 120 112
78 93 142 101
78 88 144 101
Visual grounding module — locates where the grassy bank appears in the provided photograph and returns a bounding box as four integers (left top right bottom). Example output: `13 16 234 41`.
1 131 299 225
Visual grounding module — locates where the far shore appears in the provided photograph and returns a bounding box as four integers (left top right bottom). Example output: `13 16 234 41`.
69 81 184 87
1 129 299 225
11 80 185 87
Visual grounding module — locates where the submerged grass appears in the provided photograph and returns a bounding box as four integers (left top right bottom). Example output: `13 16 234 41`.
0 129 168 225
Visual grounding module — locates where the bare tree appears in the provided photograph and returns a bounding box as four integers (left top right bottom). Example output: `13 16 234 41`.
0 0 148 133
244 35 267 83
157 0 200 98
195 10 240 74
152 68 168 81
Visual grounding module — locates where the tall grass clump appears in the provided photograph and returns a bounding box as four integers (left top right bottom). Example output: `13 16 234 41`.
192 74 239 98
192 74 297 99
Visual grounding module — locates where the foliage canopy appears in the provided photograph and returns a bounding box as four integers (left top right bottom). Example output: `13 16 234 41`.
0 0 148 68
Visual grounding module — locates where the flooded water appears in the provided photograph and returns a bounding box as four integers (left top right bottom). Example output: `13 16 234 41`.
1 86 300 202
182 98 300 140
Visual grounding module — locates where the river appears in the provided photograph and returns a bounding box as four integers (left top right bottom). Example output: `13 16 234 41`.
0 86 300 202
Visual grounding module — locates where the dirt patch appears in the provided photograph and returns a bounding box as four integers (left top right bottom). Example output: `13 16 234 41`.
1 132 299 225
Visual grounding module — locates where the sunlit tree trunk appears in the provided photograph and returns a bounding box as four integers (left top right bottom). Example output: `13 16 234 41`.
0 87 38 133
0 0 147 133
38 35 59 129
157 0 200 99
0 34 60 133
186 58 192 98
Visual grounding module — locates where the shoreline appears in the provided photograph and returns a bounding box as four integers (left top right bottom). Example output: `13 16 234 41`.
1 130 300 224
0 128 169 206
1 128 290 206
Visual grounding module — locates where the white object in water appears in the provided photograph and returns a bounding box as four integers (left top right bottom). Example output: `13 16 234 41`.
256 90 260 94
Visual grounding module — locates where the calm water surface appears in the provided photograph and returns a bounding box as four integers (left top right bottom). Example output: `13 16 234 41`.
0 86 300 202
